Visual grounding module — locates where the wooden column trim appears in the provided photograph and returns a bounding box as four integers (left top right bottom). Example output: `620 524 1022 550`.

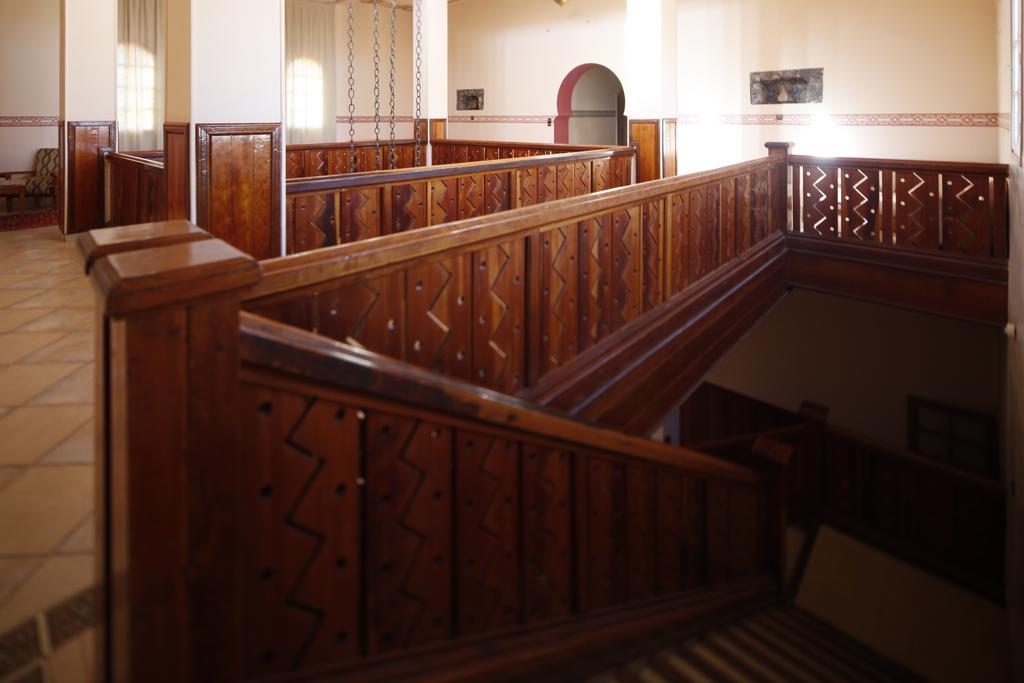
628 118 661 183
163 122 191 220
196 122 282 259
765 141 794 233
66 120 117 234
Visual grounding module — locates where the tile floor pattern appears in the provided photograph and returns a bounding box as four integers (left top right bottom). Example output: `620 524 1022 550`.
0 226 96 683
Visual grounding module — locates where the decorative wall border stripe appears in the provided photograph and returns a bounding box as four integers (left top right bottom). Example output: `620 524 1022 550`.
0 116 59 127
449 115 553 124
334 113 1001 128
336 115 415 124
998 113 1011 131
679 113 1000 127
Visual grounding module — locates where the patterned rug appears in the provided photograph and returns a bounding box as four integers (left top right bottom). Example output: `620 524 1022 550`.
0 209 60 232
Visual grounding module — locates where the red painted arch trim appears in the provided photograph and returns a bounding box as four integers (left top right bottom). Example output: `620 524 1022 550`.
554 63 601 144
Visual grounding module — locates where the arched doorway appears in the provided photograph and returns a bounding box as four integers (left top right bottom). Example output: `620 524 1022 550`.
554 64 626 146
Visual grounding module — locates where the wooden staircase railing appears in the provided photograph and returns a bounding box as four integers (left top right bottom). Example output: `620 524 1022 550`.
82 223 784 681
683 384 1007 600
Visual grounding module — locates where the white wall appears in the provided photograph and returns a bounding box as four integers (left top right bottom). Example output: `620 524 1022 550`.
708 290 1005 453
0 0 60 172
676 0 1001 171
333 2 414 141
447 0 626 142
191 0 282 123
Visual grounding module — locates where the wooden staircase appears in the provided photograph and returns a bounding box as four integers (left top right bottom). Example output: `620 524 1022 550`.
587 607 924 683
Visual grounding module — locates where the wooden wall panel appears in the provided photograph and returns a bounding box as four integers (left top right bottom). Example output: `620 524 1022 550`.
629 119 661 184
429 118 448 141
66 121 115 233
163 123 190 220
196 123 282 259
662 118 677 178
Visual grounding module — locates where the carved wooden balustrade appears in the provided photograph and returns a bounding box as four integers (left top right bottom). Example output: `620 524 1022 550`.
285 139 620 180
284 145 635 254
259 151 783 399
431 138 624 164
81 222 781 681
285 139 421 179
789 154 1009 258
104 152 166 227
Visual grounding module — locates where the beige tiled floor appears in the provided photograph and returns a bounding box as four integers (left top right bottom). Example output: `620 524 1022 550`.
0 226 96 683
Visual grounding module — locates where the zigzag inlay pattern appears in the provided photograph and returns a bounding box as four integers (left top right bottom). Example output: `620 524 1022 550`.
456 435 519 634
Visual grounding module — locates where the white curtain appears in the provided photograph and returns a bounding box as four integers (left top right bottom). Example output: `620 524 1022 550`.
286 0 337 144
117 0 165 151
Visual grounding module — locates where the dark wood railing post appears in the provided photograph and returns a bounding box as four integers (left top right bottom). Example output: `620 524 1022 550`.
749 435 794 587
81 222 260 682
765 142 794 234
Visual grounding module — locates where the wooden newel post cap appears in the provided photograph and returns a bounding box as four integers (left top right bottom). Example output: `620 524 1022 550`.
764 142 795 156
77 220 212 274
89 238 261 317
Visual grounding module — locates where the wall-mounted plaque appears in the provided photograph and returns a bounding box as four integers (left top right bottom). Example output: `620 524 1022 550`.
750 68 823 104
457 89 484 111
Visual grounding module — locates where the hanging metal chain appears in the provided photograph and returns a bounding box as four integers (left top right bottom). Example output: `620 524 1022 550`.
373 0 382 170
346 0 357 173
388 0 397 168
414 0 423 167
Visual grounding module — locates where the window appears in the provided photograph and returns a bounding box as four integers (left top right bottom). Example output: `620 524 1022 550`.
907 396 999 479
116 42 157 134
287 58 325 133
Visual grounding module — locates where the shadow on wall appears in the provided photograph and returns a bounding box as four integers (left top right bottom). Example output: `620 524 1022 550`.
555 63 626 146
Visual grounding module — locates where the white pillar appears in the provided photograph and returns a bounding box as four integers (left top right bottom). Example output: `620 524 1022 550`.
416 0 447 156
625 0 677 177
186 0 286 258
59 0 117 233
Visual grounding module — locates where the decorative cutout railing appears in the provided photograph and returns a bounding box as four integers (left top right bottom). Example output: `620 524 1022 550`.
789 155 1009 258
283 145 635 254
259 150 784 395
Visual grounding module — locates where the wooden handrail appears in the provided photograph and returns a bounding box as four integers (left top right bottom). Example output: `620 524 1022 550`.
106 151 164 171
789 153 1009 176
240 311 758 484
287 137 419 151
286 145 634 194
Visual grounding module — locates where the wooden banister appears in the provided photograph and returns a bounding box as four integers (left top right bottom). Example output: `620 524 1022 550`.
240 311 758 484
249 153 782 407
87 221 782 681
680 383 1006 599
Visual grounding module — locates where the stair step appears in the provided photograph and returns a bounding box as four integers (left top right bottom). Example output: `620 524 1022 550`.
588 607 925 683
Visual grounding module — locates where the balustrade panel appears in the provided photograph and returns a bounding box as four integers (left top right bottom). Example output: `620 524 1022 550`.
790 156 1009 258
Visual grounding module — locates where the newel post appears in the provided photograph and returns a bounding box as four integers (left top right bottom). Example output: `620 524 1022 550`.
81 221 261 682
765 142 794 234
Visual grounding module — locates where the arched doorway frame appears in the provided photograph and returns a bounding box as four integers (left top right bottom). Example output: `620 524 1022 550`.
554 63 625 145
